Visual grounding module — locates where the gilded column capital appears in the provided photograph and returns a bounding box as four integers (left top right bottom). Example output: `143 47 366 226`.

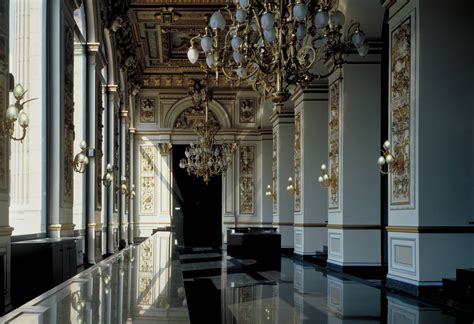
121 110 129 119
86 42 100 53
106 84 119 93
158 143 172 155
129 127 136 134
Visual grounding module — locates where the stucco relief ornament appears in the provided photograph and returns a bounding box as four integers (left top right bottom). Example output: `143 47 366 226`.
389 18 411 205
140 99 155 122
239 99 256 123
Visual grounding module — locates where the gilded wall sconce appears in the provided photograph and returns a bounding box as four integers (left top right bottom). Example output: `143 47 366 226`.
118 176 136 198
377 140 403 175
102 163 114 186
286 177 299 196
318 164 337 189
5 84 36 142
120 177 128 194
265 184 276 201
72 140 89 173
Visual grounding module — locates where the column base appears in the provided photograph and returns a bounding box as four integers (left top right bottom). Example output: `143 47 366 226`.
294 226 327 256
274 222 293 248
387 231 473 293
327 228 381 267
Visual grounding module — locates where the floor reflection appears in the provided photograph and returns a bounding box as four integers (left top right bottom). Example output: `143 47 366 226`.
180 250 464 324
1 232 189 323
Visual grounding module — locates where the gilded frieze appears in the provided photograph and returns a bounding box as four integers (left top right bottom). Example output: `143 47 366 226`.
140 98 155 123
239 145 255 215
328 82 340 209
294 112 301 212
238 99 256 124
390 18 412 206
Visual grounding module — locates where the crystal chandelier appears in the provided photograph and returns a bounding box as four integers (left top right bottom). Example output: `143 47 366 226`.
179 78 238 184
187 0 368 103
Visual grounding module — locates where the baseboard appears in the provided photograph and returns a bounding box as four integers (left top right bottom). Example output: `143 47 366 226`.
386 277 441 297
327 263 386 279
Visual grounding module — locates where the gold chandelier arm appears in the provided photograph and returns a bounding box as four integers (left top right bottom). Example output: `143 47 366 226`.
9 127 27 142
221 5 236 25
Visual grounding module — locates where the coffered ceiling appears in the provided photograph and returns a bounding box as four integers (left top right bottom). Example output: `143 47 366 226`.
126 0 385 89
128 0 228 84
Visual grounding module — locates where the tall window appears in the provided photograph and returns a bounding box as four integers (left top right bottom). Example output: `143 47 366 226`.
8 0 46 236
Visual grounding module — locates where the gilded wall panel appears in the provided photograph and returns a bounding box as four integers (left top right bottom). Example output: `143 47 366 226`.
239 145 255 215
95 74 104 211
294 112 301 212
140 98 155 123
390 16 413 207
63 25 75 204
328 82 340 210
0 1 8 191
272 133 277 213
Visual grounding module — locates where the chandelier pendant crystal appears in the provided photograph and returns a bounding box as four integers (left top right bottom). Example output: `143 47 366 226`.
187 0 369 103
179 77 238 184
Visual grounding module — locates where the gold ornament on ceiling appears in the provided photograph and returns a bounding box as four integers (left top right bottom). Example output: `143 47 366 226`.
154 7 182 27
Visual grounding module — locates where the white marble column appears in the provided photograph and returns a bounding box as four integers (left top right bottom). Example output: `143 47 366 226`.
0 0 13 308
120 110 128 244
292 84 328 256
383 0 474 291
128 127 135 244
106 85 118 254
86 42 100 263
271 104 295 249
46 0 77 238
326 55 382 270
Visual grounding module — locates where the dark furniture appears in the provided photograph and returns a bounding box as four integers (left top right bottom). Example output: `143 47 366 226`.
11 238 78 307
227 227 281 261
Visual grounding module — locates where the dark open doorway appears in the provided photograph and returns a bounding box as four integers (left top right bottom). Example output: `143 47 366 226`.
172 145 222 248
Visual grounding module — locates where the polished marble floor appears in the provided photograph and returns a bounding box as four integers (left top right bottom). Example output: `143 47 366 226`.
2 236 472 324
1 232 189 323
180 248 470 324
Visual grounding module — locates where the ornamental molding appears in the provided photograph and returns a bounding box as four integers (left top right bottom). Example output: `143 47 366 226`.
294 112 301 212
238 98 257 124
389 14 415 209
272 133 278 213
239 145 255 215
174 107 219 129
139 98 155 123
328 81 341 210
